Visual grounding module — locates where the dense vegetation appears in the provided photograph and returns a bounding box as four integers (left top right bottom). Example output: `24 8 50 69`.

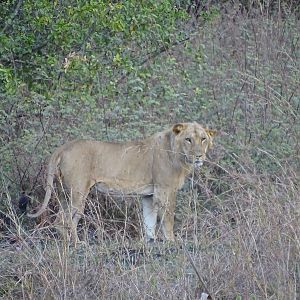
0 1 299 299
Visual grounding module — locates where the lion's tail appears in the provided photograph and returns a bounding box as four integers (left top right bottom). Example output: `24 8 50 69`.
27 150 61 218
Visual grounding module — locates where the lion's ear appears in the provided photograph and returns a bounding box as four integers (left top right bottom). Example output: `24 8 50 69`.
173 123 186 135
205 128 218 138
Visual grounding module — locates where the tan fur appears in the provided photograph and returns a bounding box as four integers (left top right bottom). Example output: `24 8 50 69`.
28 122 217 242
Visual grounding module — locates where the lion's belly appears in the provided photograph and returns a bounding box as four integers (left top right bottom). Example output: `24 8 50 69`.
95 181 154 197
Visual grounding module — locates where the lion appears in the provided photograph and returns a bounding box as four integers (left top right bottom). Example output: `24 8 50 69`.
28 122 217 242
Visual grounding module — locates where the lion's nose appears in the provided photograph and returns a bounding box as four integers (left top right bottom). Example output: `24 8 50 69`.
195 155 206 163
194 156 204 167
195 155 203 161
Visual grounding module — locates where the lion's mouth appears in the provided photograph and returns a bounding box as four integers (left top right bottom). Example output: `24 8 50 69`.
194 160 203 168
185 156 204 167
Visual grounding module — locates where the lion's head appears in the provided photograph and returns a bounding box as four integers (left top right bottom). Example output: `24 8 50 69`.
172 122 217 167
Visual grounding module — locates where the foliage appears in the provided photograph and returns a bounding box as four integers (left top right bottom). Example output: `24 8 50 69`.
0 0 187 92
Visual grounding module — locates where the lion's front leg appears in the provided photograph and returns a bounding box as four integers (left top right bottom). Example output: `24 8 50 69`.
161 212 175 241
155 188 176 242
142 196 158 241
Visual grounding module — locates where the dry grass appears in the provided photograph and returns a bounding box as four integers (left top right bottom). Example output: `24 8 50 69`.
1 162 299 299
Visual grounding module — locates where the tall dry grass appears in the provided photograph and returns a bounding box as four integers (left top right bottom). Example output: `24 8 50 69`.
1 167 299 298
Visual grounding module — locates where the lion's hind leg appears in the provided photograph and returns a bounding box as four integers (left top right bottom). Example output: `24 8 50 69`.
51 180 71 241
68 188 90 244
53 209 69 241
53 187 89 244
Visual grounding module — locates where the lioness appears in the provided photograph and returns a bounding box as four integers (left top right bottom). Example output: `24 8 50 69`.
28 122 217 242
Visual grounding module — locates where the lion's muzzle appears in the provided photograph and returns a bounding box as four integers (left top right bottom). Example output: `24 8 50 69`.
194 159 204 167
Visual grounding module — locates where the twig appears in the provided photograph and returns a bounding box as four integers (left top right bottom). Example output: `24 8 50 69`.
181 243 214 299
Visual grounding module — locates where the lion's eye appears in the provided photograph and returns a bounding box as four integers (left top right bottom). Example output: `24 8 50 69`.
201 137 207 143
185 138 192 144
